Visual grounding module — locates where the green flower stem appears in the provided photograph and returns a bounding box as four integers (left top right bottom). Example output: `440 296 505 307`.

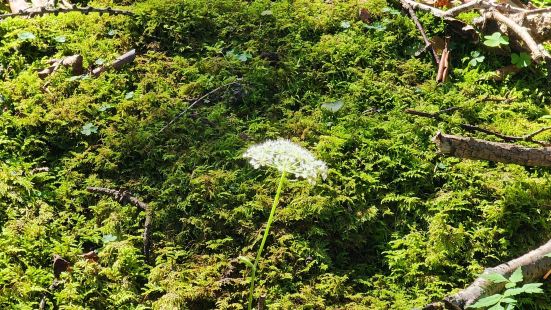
247 171 286 310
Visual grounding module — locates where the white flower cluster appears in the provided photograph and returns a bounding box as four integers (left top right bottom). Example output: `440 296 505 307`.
243 139 328 184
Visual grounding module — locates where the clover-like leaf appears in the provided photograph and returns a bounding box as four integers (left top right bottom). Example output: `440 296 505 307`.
511 52 531 68
484 32 509 47
102 234 117 244
261 10 272 16
237 52 252 62
340 21 351 29
468 50 485 66
18 31 36 40
125 91 134 99
54 35 66 43
94 58 106 66
321 100 344 113
81 122 98 136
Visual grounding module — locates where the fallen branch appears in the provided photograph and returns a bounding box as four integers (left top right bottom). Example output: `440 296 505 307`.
423 237 551 309
432 131 551 166
91 49 136 77
86 186 152 262
38 54 83 79
0 5 134 19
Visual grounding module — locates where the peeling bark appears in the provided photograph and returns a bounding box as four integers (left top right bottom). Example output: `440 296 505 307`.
432 131 551 167
7 0 31 13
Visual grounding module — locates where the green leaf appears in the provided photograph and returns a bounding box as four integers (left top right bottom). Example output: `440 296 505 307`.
81 122 98 136
520 283 544 294
102 234 117 244
511 52 532 68
468 294 503 308
260 10 272 16
500 297 516 304
483 32 509 47
94 58 106 66
504 288 524 296
505 282 516 289
505 304 516 310
238 256 254 269
125 91 134 99
321 100 344 112
508 267 523 283
481 273 509 283
18 31 36 40
107 29 117 36
488 303 505 310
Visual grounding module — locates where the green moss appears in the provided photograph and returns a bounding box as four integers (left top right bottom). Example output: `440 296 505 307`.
0 0 551 309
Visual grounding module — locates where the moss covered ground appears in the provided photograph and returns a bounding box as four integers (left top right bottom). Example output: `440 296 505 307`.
1 0 551 309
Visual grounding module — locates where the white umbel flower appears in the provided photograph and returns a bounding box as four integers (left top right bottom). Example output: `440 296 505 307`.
243 139 328 184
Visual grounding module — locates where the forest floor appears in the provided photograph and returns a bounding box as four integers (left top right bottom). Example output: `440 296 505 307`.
1 0 551 309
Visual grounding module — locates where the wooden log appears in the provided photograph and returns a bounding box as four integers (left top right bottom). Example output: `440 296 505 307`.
423 238 551 309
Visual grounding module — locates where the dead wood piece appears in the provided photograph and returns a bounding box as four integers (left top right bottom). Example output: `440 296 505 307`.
432 131 551 166
38 54 83 79
86 186 152 262
432 237 551 308
91 49 136 77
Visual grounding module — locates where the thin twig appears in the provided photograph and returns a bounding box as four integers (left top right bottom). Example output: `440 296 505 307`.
87 187 152 262
401 0 440 64
405 108 551 146
158 80 242 133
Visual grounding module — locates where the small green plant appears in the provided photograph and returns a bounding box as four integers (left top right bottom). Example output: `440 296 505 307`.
511 52 532 68
468 267 543 309
241 139 328 310
483 32 509 47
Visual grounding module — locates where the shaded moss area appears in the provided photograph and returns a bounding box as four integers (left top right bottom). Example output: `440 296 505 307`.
1 0 551 309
